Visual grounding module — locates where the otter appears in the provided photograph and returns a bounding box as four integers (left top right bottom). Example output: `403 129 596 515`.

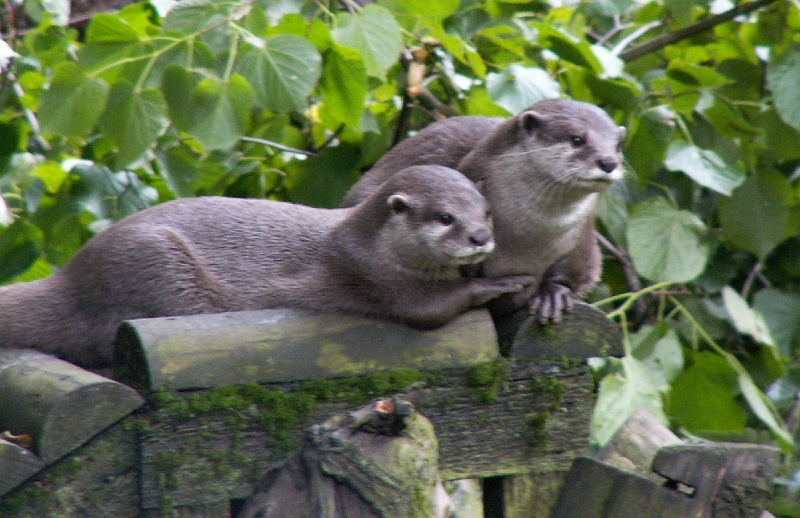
0 165 532 368
342 99 626 323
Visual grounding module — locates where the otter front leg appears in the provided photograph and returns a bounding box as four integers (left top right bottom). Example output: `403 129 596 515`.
402 276 535 328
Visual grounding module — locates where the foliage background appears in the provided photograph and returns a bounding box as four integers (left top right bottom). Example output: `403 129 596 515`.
4 0 800 512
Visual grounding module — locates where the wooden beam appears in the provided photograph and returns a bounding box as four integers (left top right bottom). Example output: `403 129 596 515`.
0 349 144 463
114 308 499 391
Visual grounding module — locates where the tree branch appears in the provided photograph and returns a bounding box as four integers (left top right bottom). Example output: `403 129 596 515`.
618 0 780 62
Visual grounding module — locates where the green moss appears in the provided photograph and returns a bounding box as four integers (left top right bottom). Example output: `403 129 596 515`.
558 355 583 370
300 366 423 405
0 483 50 513
525 411 550 449
466 360 508 403
546 378 566 411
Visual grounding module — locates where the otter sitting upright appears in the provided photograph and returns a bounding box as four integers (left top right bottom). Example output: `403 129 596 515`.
0 165 531 368
342 99 626 323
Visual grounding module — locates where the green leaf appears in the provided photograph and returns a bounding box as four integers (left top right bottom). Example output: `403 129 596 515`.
236 35 322 112
754 288 800 358
85 13 140 43
722 286 776 347
538 25 602 73
486 64 560 115
30 161 68 193
630 324 684 394
667 60 731 88
0 219 43 284
68 163 157 221
162 0 229 33
718 171 797 260
161 64 196 132
283 144 361 208
591 355 666 447
332 5 401 79
24 0 70 25
754 108 800 161
256 0 305 24
99 82 169 168
399 0 459 21
627 196 710 283
768 43 800 132
155 146 200 198
664 141 745 195
738 372 792 450
318 46 367 128
667 352 746 434
39 62 110 137
188 74 255 150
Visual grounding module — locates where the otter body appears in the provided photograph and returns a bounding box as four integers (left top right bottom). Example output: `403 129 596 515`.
342 99 626 321
0 166 528 368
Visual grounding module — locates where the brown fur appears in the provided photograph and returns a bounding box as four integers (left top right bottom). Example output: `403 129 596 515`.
0 165 530 368
342 99 626 321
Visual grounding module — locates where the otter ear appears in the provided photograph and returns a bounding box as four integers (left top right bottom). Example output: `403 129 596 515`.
387 194 411 214
474 179 486 195
519 111 543 133
618 126 627 140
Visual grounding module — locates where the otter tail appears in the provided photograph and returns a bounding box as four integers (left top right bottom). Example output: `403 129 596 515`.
0 276 110 368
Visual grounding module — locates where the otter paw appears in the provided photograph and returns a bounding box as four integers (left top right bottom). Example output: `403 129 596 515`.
529 282 573 324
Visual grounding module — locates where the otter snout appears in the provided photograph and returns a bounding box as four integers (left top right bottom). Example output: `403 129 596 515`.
469 229 492 247
597 158 619 173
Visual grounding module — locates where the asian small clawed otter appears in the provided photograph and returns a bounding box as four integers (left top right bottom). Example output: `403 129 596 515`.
343 99 626 323
0 165 532 368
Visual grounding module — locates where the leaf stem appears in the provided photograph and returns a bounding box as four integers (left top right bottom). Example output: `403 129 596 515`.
223 31 240 81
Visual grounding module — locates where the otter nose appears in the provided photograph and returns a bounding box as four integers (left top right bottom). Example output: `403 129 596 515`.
597 158 619 173
470 229 491 247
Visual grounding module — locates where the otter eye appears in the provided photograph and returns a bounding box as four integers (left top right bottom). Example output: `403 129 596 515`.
437 213 455 226
570 135 586 147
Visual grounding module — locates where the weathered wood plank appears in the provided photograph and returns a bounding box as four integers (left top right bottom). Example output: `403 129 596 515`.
138 359 592 511
114 308 499 391
0 349 144 464
551 456 694 518
0 420 140 518
0 437 45 496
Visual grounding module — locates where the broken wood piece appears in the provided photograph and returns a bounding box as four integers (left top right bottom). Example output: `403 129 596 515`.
239 397 454 518
114 308 498 391
553 408 781 517
550 456 694 518
0 349 144 463
652 442 781 518
0 436 45 495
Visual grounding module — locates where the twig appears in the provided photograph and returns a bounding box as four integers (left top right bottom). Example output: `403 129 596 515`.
240 136 318 157
596 232 641 293
740 261 762 300
611 21 662 56
314 123 346 153
618 0 780 61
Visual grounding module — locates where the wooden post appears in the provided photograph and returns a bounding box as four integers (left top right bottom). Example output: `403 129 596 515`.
488 302 624 518
0 349 144 464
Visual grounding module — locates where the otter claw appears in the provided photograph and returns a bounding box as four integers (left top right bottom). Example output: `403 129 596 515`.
529 282 573 324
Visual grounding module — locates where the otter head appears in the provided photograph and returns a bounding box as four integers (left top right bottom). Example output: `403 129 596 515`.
509 99 626 194
380 166 496 280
